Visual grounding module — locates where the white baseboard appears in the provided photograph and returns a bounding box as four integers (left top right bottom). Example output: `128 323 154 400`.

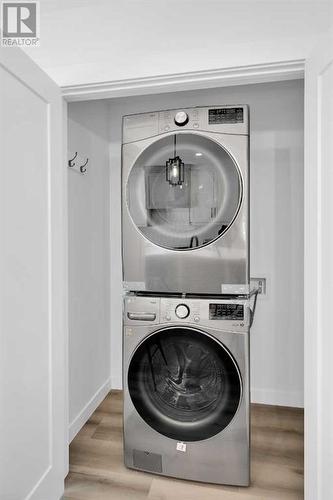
251 388 304 408
111 374 122 390
69 378 111 443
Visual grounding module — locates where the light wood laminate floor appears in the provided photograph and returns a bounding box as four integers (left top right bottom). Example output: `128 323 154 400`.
65 391 304 500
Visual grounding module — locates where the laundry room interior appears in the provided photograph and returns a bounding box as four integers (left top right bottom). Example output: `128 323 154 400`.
66 78 304 496
3 0 333 496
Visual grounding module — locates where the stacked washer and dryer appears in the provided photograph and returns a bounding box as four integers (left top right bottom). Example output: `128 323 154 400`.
121 105 252 486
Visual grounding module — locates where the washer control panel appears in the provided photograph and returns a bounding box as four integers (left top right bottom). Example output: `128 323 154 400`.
160 297 249 331
124 295 250 331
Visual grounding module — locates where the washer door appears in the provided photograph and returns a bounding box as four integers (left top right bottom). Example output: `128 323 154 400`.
126 133 242 250
128 327 242 442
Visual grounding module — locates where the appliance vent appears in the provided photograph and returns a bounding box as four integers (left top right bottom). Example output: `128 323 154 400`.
133 449 162 473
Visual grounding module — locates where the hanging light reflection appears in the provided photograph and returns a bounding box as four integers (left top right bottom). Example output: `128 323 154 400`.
166 134 185 186
166 156 185 186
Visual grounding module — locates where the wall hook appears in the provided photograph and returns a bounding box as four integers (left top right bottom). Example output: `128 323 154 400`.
68 152 77 168
80 158 89 173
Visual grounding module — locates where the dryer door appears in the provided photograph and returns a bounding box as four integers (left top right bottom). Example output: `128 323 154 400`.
126 133 242 250
128 327 242 441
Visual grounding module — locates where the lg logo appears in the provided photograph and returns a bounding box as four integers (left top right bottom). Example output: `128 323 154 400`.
1 1 39 45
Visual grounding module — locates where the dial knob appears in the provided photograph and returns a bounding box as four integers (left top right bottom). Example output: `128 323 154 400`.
175 304 190 319
174 111 189 126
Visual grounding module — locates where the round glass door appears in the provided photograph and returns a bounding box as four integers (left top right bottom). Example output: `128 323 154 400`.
126 133 242 250
128 328 242 441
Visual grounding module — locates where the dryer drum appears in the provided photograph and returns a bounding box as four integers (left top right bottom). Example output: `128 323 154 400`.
128 328 242 441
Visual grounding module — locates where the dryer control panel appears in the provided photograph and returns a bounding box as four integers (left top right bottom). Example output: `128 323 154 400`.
158 105 248 137
122 105 249 143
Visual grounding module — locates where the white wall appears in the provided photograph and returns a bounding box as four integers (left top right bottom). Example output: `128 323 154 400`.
68 101 111 441
25 1 330 86
109 79 304 407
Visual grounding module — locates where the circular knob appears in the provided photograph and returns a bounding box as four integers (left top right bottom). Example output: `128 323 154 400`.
174 111 189 127
165 314 171 321
194 315 200 323
175 304 190 319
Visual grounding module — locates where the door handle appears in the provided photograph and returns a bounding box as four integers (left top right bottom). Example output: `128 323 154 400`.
127 312 156 321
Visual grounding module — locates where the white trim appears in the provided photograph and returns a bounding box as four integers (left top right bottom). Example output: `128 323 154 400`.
111 375 122 391
304 33 333 500
25 466 52 500
62 60 304 102
251 389 304 409
62 99 69 478
68 379 111 443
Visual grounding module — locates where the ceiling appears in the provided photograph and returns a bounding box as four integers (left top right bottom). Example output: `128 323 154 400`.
24 0 331 87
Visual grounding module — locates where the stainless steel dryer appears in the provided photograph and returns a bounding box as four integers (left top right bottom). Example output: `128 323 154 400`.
123 294 250 486
122 105 249 295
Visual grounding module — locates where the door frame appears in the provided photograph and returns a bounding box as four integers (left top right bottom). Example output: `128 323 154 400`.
63 56 316 493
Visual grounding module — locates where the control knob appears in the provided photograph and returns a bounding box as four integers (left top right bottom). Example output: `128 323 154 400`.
174 111 189 127
175 304 190 319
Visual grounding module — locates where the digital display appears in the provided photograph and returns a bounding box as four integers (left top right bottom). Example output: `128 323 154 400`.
209 107 244 124
209 303 244 320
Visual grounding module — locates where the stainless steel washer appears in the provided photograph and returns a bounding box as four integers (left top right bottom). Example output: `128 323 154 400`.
123 294 250 486
122 105 249 295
